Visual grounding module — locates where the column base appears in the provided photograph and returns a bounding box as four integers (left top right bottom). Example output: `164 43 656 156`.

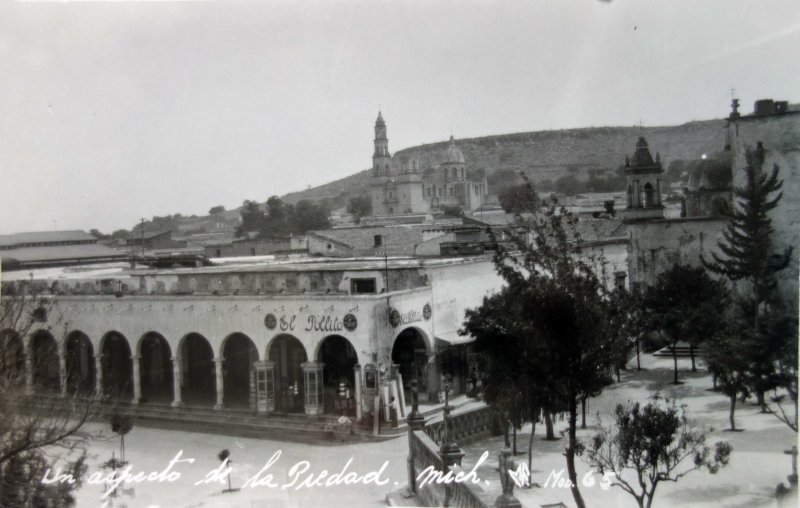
171 400 184 408
214 403 224 410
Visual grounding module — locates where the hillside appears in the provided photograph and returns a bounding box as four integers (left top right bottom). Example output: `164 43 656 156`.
281 117 728 205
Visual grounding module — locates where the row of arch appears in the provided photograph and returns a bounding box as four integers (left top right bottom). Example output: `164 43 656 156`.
0 327 430 414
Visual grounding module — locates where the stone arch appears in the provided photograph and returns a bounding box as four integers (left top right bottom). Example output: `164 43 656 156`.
30 330 60 392
178 333 216 406
64 331 95 395
391 326 432 397
316 335 358 414
137 332 173 403
0 329 25 386
100 331 133 399
221 332 259 408
267 334 308 413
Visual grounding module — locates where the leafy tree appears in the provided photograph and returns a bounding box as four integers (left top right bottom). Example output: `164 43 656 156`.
498 182 539 214
704 323 751 430
347 194 372 223
765 313 798 431
89 228 108 240
110 229 130 241
465 182 624 508
110 413 133 463
463 284 546 476
702 145 793 410
643 264 729 383
208 205 226 215
290 199 330 233
583 397 731 508
235 200 267 237
218 449 233 492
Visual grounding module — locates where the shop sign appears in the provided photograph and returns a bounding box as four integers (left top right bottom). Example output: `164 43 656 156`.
389 307 424 328
264 313 354 333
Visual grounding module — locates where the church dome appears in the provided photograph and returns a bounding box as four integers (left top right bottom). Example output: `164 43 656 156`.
442 136 466 164
687 156 732 192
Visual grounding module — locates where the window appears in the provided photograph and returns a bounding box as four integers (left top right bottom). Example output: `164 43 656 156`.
449 187 454 196
351 278 377 294
251 248 256 256
438 187 442 197
374 234 383 247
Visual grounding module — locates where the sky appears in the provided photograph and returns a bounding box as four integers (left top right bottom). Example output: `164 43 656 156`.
1 0 798 234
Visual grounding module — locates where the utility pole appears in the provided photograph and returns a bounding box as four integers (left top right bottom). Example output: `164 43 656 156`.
140 218 146 257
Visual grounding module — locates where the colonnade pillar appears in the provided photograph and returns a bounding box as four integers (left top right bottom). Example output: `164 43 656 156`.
354 364 363 421
132 355 142 404
94 354 104 398
171 356 183 407
301 361 324 415
24 353 34 395
214 359 224 410
59 353 67 396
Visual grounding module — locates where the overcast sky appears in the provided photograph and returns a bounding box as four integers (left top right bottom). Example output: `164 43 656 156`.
1 0 798 234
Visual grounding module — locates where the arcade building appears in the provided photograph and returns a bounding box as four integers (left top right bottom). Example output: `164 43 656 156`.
0 256 501 423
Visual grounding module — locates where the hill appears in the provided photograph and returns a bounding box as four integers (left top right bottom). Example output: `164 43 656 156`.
280 117 728 206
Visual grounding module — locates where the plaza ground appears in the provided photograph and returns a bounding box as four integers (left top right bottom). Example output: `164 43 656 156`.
70 354 797 508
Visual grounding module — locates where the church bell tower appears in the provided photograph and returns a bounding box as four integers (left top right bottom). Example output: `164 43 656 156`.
373 111 391 177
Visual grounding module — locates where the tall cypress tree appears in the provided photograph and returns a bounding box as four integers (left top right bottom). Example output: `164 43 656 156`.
702 142 793 410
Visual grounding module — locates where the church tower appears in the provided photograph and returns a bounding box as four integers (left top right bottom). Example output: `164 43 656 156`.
622 136 664 221
373 111 391 177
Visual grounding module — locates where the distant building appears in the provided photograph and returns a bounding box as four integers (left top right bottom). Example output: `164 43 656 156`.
622 136 665 221
0 230 126 270
368 112 488 216
126 230 186 251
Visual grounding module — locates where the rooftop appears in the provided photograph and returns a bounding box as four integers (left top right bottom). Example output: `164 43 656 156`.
0 230 97 247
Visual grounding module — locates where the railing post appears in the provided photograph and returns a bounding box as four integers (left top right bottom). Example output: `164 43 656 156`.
406 379 426 496
495 449 522 508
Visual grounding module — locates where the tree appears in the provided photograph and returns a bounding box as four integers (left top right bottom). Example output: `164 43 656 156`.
465 183 624 508
110 412 133 463
290 199 330 233
704 323 751 431
110 229 130 241
702 145 793 410
765 312 798 431
347 194 372 223
498 183 539 214
208 205 226 215
463 285 546 474
583 397 732 508
89 228 108 240
218 449 233 492
235 200 267 237
643 264 729 383
0 282 94 506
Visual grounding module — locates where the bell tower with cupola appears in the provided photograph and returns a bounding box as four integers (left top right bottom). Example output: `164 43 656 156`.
622 136 665 221
373 111 391 177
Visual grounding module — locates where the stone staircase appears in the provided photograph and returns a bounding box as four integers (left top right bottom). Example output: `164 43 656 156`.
652 341 702 358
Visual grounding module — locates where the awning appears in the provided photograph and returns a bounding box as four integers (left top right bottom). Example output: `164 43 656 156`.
434 330 475 352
